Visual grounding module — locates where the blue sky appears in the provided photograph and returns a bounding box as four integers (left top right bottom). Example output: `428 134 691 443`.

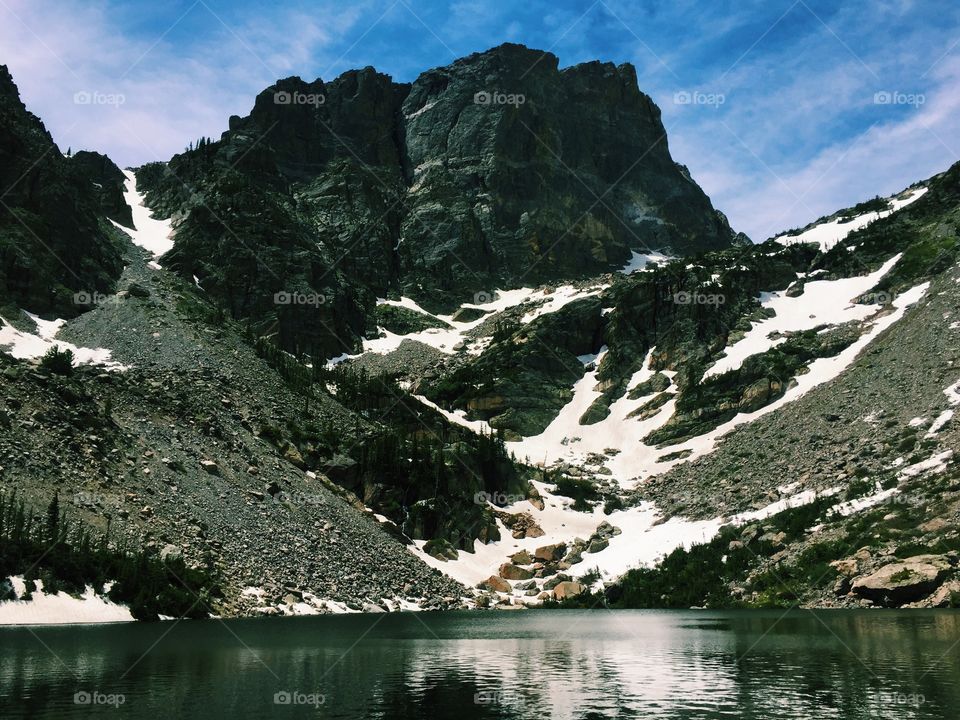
2 0 958 240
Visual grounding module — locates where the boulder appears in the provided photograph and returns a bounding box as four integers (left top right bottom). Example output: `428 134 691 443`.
126 282 151 298
200 459 220 475
851 555 952 606
587 538 609 553
161 457 183 472
283 444 306 469
543 574 571 591
499 563 535 581
477 576 511 593
534 543 567 562
495 511 545 539
423 538 458 562
528 486 545 511
159 544 182 563
510 550 533 565
552 581 585 600
926 580 960 608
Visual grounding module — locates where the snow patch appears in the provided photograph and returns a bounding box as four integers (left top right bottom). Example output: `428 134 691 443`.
0 312 128 370
0 577 134 625
705 254 902 378
619 251 670 274
899 450 953 479
112 170 174 256
774 186 928 251
412 483 837 590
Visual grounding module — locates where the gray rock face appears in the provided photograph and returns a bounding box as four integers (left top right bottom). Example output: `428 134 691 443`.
0 65 127 316
399 44 736 295
69 150 134 228
136 44 737 358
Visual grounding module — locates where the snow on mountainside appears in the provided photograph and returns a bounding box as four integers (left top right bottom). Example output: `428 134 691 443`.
111 169 175 258
405 276 930 593
0 312 128 370
335 177 943 599
773 185 928 251
703 254 903 378
0 175 175 370
0 577 134 625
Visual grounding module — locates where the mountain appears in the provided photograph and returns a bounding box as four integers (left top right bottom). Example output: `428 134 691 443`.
0 65 126 318
313 164 959 610
133 43 739 360
3 53 960 620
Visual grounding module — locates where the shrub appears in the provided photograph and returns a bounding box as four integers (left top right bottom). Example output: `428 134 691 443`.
39 345 74 375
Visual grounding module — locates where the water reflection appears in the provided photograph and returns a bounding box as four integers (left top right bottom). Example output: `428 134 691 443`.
0 610 958 719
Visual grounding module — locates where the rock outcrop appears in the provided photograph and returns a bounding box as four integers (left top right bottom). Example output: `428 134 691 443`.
0 66 126 316
851 555 953 607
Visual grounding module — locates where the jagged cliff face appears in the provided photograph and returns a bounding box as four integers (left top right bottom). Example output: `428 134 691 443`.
0 66 125 316
138 44 737 357
399 46 735 293
69 150 134 228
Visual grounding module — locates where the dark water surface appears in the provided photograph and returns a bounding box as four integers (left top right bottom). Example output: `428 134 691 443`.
1 609 958 718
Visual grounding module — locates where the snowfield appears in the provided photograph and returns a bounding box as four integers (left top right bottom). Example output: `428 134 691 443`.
0 577 134 625
335 241 933 597
111 169 174 257
411 481 836 591
773 186 928 251
0 312 128 370
704 254 902 378
345 284 609 361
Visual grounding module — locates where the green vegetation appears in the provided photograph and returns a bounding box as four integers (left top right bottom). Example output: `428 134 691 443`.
837 196 890 221
39 345 75 376
646 326 859 446
550 473 601 512
0 492 217 621
250 353 532 548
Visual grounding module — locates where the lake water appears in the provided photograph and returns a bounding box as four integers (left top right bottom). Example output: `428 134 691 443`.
1 610 958 718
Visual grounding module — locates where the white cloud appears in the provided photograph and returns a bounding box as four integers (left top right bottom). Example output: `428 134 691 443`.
0 0 362 167
684 55 960 240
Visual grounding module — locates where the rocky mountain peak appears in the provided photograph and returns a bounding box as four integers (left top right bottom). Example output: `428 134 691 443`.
132 45 741 357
